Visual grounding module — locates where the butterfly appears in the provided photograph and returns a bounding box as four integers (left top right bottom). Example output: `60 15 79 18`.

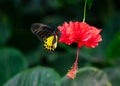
31 23 58 51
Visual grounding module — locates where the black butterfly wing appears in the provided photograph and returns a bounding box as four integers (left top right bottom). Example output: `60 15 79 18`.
31 23 55 40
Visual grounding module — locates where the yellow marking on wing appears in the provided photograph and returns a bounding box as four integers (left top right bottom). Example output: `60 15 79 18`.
43 35 58 51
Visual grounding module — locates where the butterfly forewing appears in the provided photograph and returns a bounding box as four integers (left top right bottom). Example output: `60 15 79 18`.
31 23 54 40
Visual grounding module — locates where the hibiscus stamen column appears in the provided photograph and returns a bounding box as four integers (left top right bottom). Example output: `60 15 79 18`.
67 46 79 79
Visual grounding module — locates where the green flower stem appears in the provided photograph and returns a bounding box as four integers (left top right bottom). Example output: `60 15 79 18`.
83 0 87 22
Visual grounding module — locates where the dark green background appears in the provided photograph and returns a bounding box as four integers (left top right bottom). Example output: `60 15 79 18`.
0 0 120 86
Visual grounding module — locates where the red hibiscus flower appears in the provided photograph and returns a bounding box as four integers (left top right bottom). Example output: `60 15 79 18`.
58 21 102 48
58 21 102 79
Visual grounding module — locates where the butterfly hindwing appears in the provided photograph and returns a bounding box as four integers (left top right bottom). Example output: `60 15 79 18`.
43 34 58 51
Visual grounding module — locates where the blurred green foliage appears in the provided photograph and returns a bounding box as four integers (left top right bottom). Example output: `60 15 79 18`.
0 0 120 86
0 14 11 45
4 66 61 86
0 48 27 85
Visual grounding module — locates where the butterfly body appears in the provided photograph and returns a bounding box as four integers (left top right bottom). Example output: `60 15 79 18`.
31 23 58 51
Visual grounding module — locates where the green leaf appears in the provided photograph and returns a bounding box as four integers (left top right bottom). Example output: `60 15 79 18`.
106 31 120 66
104 67 120 86
61 67 111 86
4 66 61 86
86 0 93 9
0 48 27 86
47 0 62 10
0 14 12 45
